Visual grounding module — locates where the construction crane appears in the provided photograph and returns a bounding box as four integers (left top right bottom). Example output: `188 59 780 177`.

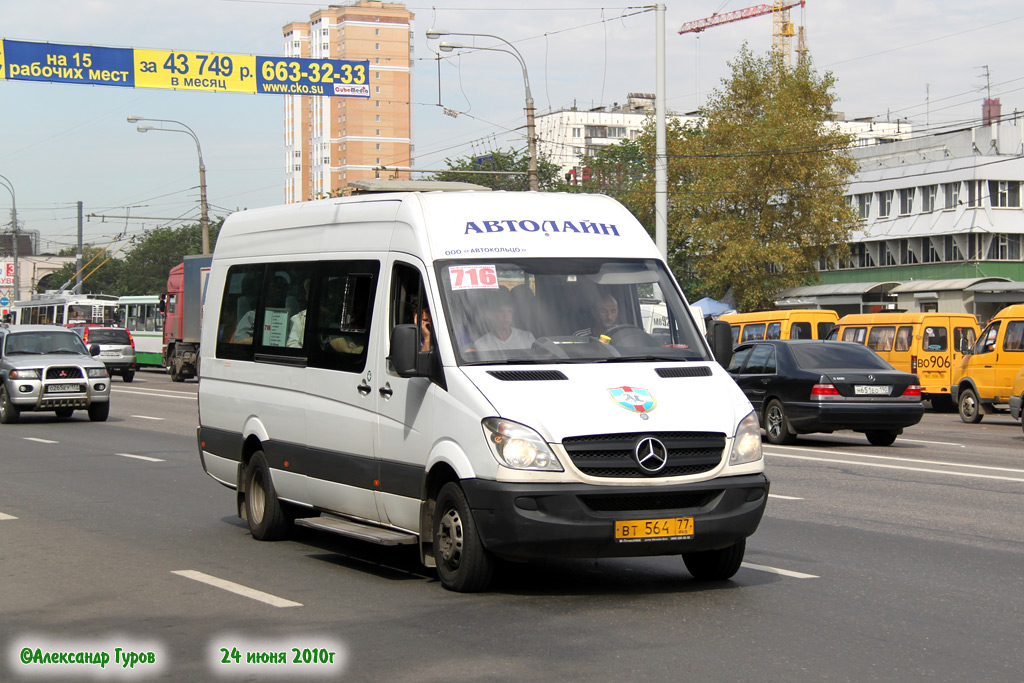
679 1 807 68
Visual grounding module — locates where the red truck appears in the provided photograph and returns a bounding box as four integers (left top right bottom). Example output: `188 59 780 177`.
163 254 212 382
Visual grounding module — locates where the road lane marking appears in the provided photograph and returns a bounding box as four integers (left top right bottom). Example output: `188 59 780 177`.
0 512 17 520
768 494 804 500
130 415 165 421
171 570 302 608
767 445 1024 474
113 388 197 401
116 453 165 463
767 452 1024 483
23 437 58 444
897 438 965 447
741 562 818 579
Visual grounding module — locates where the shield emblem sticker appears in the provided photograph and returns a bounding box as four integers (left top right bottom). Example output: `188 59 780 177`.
608 386 657 414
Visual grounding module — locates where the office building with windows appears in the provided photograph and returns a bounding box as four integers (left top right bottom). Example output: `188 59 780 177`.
283 1 413 202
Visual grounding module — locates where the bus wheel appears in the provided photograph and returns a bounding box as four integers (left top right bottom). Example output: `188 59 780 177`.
958 388 983 424
433 482 493 592
683 538 746 581
244 451 289 541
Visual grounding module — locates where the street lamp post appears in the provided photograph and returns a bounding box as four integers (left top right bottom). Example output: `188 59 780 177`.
126 116 211 254
0 174 19 302
427 29 539 192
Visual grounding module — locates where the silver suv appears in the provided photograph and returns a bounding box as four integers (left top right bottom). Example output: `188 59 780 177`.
0 324 112 423
72 326 138 382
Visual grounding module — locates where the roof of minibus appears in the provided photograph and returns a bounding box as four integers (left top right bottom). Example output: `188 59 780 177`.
214 191 660 262
991 303 1024 320
718 309 838 323
836 312 979 326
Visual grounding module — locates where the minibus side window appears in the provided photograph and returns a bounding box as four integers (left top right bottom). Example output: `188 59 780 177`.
741 323 765 342
842 327 867 344
817 322 835 339
790 321 811 339
953 327 976 353
1002 321 1024 351
256 264 315 354
894 326 913 352
765 322 782 340
975 322 1000 354
922 326 947 351
216 264 265 361
867 326 895 352
730 325 740 345
307 261 379 373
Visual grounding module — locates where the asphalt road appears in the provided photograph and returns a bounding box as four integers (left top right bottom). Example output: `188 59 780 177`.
1 369 1022 682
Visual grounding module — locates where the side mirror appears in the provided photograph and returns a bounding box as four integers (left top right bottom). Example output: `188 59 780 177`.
708 320 734 368
389 324 431 378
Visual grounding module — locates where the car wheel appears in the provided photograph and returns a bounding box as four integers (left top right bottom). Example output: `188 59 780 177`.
0 386 21 424
683 538 746 581
170 357 185 382
764 399 796 445
244 450 290 541
122 370 135 383
958 387 983 424
55 407 75 419
433 482 493 593
87 401 109 422
866 430 898 447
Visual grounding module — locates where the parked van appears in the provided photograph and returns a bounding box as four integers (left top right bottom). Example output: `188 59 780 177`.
827 312 979 410
719 309 838 345
196 189 768 592
951 303 1024 423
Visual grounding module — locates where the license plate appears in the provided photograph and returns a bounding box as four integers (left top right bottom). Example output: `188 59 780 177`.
615 517 694 543
100 351 119 357
47 384 81 393
855 385 890 395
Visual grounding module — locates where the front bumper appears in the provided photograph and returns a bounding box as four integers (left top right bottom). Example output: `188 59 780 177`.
785 401 924 433
461 473 769 560
7 378 110 411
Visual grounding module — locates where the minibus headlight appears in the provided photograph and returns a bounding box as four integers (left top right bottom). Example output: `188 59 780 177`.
729 411 763 465
482 418 563 472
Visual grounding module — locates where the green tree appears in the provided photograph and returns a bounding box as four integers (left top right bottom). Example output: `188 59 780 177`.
429 148 562 191
116 220 221 295
672 46 858 311
39 245 125 295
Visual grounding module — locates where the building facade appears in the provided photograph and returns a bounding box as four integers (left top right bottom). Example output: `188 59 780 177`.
778 112 1024 320
283 1 413 203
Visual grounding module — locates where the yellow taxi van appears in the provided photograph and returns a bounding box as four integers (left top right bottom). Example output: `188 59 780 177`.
951 304 1024 423
827 312 979 410
719 309 838 346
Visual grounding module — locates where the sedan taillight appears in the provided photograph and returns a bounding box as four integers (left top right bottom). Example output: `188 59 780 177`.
902 384 922 397
811 383 840 397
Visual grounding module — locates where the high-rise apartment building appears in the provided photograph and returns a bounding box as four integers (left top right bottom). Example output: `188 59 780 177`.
283 1 413 202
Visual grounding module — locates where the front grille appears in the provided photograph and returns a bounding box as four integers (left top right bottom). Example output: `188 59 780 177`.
562 431 725 478
487 370 568 381
580 490 721 513
656 366 713 378
45 366 84 380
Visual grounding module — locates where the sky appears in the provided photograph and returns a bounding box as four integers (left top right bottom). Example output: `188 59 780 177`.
1 0 1023 257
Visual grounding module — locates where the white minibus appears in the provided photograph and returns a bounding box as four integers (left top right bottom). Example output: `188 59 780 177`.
197 188 768 592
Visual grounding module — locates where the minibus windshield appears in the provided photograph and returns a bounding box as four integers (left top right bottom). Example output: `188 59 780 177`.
435 257 711 365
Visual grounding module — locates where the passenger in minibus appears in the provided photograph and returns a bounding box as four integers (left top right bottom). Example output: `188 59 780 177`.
472 288 536 352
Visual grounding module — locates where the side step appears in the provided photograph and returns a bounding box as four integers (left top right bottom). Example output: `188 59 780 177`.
294 515 417 546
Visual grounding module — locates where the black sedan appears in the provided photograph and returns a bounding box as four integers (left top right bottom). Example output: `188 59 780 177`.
727 340 924 446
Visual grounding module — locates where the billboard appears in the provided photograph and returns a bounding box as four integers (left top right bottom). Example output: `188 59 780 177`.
0 39 370 97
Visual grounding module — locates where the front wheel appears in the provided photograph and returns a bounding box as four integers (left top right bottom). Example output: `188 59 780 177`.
433 482 493 593
764 400 796 445
958 388 983 423
88 401 109 422
683 538 746 581
244 451 289 541
866 430 898 447
0 386 21 424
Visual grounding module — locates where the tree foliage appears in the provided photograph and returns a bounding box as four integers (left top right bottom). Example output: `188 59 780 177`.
578 46 858 311
38 220 221 296
429 147 562 191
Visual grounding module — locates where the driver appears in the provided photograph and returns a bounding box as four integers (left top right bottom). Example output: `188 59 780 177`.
574 291 619 339
472 288 536 352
